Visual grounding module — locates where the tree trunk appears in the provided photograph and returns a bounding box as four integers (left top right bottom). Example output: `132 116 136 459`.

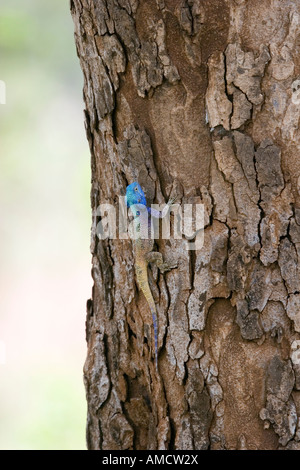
71 0 300 450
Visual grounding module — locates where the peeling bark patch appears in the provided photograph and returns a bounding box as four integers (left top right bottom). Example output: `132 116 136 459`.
278 238 300 294
255 140 293 266
231 88 252 129
260 357 296 446
206 52 232 130
287 294 300 332
112 1 180 97
186 361 213 450
213 136 261 248
235 301 263 341
226 43 270 106
84 329 110 414
255 140 284 203
206 41 270 131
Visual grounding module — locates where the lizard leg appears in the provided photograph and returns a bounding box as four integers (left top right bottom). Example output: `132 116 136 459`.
146 251 177 273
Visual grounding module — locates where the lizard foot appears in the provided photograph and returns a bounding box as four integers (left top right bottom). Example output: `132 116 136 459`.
146 252 177 273
167 195 177 206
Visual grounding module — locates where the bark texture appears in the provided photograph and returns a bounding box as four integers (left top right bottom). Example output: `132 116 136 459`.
71 0 300 450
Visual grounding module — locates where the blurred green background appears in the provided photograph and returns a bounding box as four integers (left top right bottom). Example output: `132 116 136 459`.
0 0 91 449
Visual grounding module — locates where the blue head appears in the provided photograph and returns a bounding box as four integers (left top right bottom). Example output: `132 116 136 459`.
126 182 147 208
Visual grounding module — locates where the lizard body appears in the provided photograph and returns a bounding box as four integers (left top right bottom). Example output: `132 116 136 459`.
126 182 175 370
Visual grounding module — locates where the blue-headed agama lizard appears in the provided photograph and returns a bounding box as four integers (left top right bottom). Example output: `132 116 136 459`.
126 182 176 371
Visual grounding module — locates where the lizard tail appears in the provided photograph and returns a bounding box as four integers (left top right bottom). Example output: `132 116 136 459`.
135 259 159 371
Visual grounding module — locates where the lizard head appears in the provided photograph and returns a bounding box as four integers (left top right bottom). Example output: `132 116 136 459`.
126 182 147 207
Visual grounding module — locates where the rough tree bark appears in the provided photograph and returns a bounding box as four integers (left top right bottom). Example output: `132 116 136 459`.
71 0 300 450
